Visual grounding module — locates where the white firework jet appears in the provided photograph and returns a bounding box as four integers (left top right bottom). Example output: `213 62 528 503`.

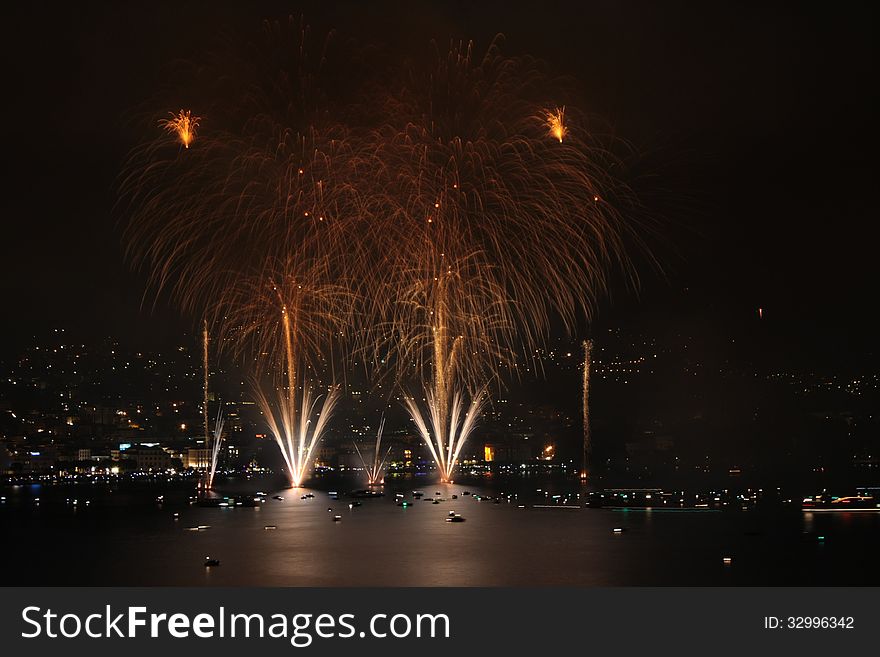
403 386 487 483
207 408 225 489
255 383 340 488
353 415 393 486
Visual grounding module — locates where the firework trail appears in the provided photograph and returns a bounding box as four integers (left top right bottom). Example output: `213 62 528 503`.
202 320 210 461
353 415 392 486
581 339 593 480
207 409 225 489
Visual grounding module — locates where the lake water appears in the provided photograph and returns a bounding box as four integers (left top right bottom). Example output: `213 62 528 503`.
2 478 879 586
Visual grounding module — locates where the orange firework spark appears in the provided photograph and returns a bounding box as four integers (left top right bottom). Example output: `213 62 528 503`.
159 109 200 148
546 106 566 142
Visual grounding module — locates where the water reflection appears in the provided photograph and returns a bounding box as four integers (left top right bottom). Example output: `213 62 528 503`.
1 479 879 586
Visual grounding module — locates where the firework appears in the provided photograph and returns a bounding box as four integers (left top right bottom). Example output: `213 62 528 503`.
121 29 642 486
207 409 225 489
581 339 593 480
404 386 486 483
355 40 639 481
253 308 341 488
159 109 200 148
353 415 392 486
546 106 566 142
256 382 340 487
119 19 364 487
256 387 340 486
202 320 210 462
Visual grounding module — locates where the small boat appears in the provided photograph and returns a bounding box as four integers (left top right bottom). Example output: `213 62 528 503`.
802 494 878 511
451 494 458 499
722 557 733 565
446 514 466 523
264 525 277 530
332 515 342 522
462 491 471 496
273 495 284 501
349 502 362 508
204 557 220 567
432 500 441 504
612 527 626 534
349 489 384 499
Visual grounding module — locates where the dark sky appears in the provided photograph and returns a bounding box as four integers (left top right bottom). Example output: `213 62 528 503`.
1 1 875 368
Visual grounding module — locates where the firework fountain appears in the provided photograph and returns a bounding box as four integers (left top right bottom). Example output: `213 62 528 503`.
353 416 392 487
252 306 342 488
207 408 225 489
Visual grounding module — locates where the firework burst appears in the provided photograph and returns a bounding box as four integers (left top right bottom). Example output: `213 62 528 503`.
159 109 200 148
546 106 566 142
354 39 641 481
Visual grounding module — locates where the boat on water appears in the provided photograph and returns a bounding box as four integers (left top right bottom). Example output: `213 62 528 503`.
802 493 879 511
349 489 384 499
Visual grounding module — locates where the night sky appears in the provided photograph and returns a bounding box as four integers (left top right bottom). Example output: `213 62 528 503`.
1 1 875 369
